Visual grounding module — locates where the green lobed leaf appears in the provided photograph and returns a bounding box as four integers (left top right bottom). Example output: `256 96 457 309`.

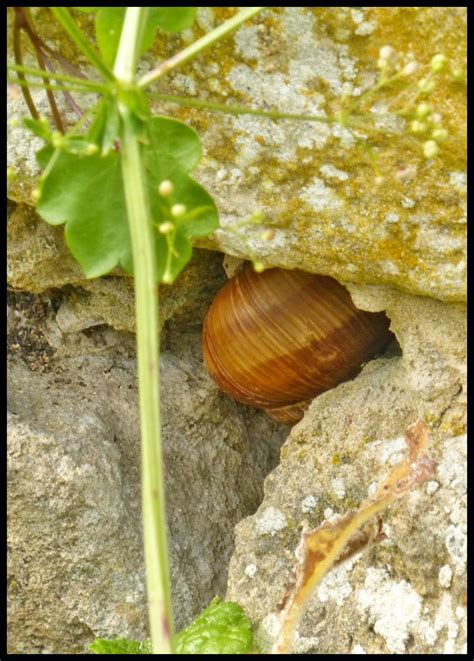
36 146 130 278
153 8 197 33
175 597 253 654
94 8 196 68
144 116 201 176
95 7 130 68
35 114 218 283
89 638 151 654
144 117 218 282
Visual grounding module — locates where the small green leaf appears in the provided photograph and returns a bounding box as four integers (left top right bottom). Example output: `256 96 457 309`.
88 600 252 654
23 117 53 142
36 147 130 278
86 98 107 145
36 145 58 172
89 638 151 654
35 112 218 284
153 8 197 33
101 98 120 155
175 597 253 655
86 96 120 156
145 116 201 176
94 7 195 68
95 7 128 68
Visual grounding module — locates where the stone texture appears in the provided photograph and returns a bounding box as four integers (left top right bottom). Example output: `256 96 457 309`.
6 7 467 655
226 285 466 654
7 202 228 334
8 7 467 302
7 288 288 654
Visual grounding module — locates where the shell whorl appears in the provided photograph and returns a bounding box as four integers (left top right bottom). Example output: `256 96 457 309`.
203 265 393 423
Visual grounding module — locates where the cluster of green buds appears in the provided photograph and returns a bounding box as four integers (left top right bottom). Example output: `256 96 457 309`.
377 45 398 77
409 104 448 158
156 179 187 235
376 44 421 80
375 47 464 160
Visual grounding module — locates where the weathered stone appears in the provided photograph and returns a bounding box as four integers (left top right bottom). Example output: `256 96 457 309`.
7 289 288 654
7 201 228 333
6 7 467 656
7 201 84 292
7 8 467 301
226 285 466 654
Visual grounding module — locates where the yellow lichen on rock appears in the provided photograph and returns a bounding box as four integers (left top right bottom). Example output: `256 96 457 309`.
7 8 466 301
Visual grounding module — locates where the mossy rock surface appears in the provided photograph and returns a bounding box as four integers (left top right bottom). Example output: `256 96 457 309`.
8 7 466 302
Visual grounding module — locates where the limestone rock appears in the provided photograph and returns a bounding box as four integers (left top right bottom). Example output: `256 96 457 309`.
7 7 467 301
6 7 467 655
7 290 287 654
7 201 228 334
226 285 466 654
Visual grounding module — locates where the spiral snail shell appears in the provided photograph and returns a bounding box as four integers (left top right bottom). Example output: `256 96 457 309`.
202 264 393 423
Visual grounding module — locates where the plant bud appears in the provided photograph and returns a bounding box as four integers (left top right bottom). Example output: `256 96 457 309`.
159 222 174 234
423 140 439 159
159 180 174 197
171 203 186 218
430 54 447 73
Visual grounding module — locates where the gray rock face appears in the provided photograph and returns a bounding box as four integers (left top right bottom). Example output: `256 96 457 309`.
6 202 230 334
7 290 287 654
6 7 466 655
226 285 466 654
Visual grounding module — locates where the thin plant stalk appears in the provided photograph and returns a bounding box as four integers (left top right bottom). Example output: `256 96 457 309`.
13 7 64 131
114 8 174 654
22 18 85 119
12 10 39 119
120 115 174 655
50 7 114 81
8 64 108 92
149 92 333 123
138 7 265 90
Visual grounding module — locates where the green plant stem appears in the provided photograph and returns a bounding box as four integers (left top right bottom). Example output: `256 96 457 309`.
8 64 108 92
50 7 114 81
17 6 64 133
113 7 148 83
115 8 174 655
12 10 39 119
7 76 101 96
149 92 333 123
120 112 174 655
138 7 265 90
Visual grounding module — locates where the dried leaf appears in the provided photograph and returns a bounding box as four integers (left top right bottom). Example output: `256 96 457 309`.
272 420 436 654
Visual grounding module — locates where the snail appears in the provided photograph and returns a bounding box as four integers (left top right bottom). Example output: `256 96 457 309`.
202 264 394 423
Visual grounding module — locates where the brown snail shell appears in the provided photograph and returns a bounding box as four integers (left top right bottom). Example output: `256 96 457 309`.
202 264 393 424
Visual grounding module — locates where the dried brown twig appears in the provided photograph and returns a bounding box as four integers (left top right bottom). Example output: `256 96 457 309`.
272 420 436 654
